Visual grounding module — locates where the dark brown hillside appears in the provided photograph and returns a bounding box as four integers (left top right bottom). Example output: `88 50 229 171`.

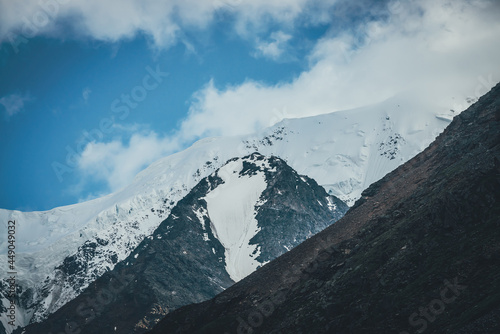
149 82 500 334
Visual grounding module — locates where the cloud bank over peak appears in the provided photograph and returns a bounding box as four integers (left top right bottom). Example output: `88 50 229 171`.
5 0 498 205
179 0 500 140
71 0 500 195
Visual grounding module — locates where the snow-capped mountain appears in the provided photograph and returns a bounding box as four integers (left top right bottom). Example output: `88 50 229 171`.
21 153 348 334
0 94 453 333
147 82 500 334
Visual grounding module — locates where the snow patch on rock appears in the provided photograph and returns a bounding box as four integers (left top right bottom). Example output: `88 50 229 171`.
204 159 267 282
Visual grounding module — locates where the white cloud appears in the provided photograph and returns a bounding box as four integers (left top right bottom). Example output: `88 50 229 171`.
0 93 33 117
0 0 338 49
254 31 293 60
177 0 500 140
77 131 180 192
77 191 108 204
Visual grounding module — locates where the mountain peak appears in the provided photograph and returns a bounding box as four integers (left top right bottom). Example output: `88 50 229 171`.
19 154 348 334
2 95 451 332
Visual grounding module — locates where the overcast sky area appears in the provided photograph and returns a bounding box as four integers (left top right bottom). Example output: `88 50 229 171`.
0 0 499 211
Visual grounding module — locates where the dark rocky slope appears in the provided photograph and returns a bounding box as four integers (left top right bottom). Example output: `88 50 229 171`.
20 154 347 334
149 83 500 334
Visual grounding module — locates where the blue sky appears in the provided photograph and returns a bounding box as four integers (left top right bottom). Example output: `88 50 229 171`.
1 0 499 211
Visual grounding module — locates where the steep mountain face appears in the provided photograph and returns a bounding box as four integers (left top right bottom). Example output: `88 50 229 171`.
148 85 500 334
18 154 347 334
0 95 451 333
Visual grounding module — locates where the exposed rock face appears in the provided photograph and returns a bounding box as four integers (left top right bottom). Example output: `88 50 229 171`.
18 154 347 334
148 84 500 334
